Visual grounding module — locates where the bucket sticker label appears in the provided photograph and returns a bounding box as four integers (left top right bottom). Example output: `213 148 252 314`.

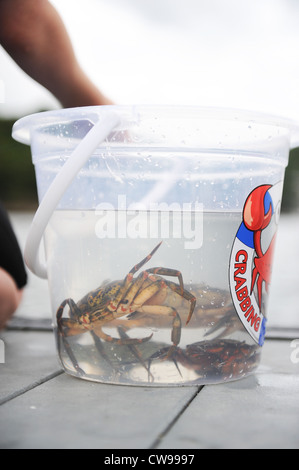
229 182 283 346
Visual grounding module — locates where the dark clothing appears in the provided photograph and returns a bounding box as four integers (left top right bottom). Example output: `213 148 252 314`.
0 204 27 289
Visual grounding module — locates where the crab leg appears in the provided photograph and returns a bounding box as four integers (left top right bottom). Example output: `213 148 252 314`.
119 272 154 312
146 268 184 294
125 279 181 341
56 299 86 376
128 242 163 276
92 323 153 345
148 346 183 378
117 326 154 382
89 330 118 371
164 280 196 325
108 242 163 312
204 309 238 338
137 303 182 347
118 267 185 315
57 298 81 324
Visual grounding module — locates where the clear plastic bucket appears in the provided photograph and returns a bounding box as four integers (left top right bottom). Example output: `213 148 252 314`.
12 105 299 386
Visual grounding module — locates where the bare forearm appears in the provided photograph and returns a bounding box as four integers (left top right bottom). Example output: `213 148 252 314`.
0 0 112 107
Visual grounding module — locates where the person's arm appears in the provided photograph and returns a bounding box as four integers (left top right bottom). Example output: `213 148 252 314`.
0 0 113 107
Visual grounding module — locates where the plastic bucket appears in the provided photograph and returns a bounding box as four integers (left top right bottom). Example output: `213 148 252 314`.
12 105 299 386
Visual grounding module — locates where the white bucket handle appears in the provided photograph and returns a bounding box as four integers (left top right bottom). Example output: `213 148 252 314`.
24 112 120 279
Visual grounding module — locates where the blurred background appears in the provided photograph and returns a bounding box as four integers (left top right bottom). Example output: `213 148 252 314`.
0 0 299 329
1 0 299 211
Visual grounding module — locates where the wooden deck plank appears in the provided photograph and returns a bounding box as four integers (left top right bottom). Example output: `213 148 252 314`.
0 330 61 404
0 370 199 449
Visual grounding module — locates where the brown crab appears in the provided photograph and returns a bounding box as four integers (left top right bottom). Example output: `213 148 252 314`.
56 242 196 376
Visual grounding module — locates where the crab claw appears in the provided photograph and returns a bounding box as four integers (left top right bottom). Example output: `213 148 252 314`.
243 184 273 232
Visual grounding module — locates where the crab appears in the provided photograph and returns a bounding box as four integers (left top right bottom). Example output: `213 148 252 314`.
57 242 197 376
149 339 260 380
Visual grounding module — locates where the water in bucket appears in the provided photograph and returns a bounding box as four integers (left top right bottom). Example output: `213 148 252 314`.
12 106 299 386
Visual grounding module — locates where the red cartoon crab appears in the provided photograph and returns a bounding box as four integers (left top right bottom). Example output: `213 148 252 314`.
243 185 277 311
